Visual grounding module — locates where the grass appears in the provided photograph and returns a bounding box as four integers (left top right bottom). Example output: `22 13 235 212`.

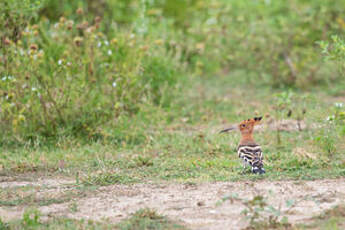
1 1 345 185
117 208 187 230
2 0 345 143
0 208 187 230
2 202 344 230
297 205 345 230
0 74 344 185
0 214 115 230
1 2 345 230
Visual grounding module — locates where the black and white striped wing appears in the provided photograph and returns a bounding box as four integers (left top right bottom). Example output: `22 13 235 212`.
237 145 263 167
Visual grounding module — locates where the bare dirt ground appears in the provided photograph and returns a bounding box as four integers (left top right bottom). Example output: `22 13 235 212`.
1 177 345 229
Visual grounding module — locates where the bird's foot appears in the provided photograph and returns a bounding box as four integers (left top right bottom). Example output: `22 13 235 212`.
252 167 265 174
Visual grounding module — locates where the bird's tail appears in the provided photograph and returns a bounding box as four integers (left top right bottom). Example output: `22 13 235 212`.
251 157 265 174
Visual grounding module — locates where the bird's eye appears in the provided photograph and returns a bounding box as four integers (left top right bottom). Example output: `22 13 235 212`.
241 124 246 128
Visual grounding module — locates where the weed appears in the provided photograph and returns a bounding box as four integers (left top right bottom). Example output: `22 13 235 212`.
68 202 78 213
241 195 292 230
218 194 294 229
81 172 138 186
1 215 117 229
2 1 345 144
1 8 183 143
298 205 345 229
118 208 187 230
22 208 41 228
133 156 154 167
0 0 344 187
0 218 9 230
272 91 294 145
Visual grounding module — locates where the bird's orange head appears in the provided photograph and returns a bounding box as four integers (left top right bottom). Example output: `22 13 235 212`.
238 117 262 135
220 116 262 134
220 116 262 145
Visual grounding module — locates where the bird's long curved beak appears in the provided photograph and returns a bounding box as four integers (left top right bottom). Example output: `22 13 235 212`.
219 125 237 133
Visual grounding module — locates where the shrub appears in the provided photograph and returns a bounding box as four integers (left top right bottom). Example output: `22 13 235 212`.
195 0 345 88
320 35 345 73
16 1 345 90
3 0 345 143
0 12 183 143
0 0 42 43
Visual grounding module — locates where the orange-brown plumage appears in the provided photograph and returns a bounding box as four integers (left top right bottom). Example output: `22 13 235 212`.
238 117 261 145
220 116 265 174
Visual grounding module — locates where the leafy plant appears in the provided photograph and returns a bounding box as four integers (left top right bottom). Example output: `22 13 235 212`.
68 202 79 213
133 155 154 167
320 35 345 72
1 11 182 143
81 171 137 186
0 0 42 43
2 0 345 145
218 194 292 229
314 102 344 159
272 91 294 145
22 208 42 228
0 218 9 230
118 208 186 230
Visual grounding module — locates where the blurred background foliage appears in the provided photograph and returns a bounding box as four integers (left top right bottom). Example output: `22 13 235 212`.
1 0 345 144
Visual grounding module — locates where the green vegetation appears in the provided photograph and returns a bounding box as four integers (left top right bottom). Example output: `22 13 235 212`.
118 208 187 230
219 194 292 229
1 208 187 230
2 198 344 229
2 0 345 144
1 1 345 228
0 208 114 229
1 75 344 183
301 205 345 230
219 194 345 230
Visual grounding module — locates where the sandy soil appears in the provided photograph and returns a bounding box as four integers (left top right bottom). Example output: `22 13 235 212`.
1 178 344 229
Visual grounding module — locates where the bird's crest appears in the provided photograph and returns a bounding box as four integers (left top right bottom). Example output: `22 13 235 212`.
238 116 262 132
220 116 262 134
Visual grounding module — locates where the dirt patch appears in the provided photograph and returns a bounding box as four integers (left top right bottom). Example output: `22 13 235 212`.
0 178 73 189
262 118 308 132
1 178 345 229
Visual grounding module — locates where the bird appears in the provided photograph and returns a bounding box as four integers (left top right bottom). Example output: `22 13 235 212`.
220 117 265 174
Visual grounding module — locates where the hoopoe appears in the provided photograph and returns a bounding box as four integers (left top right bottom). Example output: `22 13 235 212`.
220 117 265 174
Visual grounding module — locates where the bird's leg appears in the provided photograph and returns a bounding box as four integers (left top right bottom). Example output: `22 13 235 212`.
241 160 247 174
